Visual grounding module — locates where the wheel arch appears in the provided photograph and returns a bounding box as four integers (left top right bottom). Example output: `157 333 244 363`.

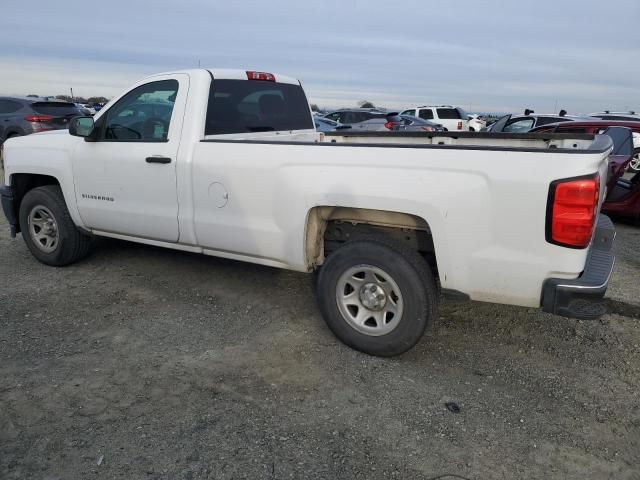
304 206 440 282
7 174 66 234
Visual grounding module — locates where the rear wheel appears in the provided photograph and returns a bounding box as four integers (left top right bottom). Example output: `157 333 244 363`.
316 237 437 356
18 185 92 266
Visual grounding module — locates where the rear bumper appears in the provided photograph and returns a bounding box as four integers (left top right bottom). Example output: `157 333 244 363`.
1 185 18 237
541 215 615 319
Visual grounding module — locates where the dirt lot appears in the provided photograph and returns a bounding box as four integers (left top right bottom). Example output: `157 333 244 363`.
1 213 639 480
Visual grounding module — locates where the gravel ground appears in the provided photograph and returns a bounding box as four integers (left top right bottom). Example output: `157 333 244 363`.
0 213 639 480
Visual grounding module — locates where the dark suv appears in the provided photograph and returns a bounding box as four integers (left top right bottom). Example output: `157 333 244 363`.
0 97 83 144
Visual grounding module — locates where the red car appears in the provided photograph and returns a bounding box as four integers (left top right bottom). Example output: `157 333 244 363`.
532 121 640 221
531 119 640 172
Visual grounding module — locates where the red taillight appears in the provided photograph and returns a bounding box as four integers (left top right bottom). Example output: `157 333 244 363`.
246 71 276 82
457 121 463 130
25 115 54 123
384 121 396 130
547 175 600 248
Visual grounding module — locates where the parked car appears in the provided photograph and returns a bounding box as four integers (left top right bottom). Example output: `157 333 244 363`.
598 127 640 221
549 126 639 221
314 116 349 132
1 68 617 356
76 103 96 115
399 106 469 131
530 119 640 171
314 116 337 132
487 113 585 133
349 114 444 132
76 105 94 116
589 111 640 122
467 114 486 132
322 108 391 125
0 97 83 144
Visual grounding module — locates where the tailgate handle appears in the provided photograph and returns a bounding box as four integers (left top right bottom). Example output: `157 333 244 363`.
145 156 172 164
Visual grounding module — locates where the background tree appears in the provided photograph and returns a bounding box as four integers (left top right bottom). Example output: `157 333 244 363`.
310 103 319 112
87 96 109 105
26 94 39 98
358 100 375 108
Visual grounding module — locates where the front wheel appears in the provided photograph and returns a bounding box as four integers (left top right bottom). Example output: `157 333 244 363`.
18 185 92 266
629 148 640 172
316 238 438 356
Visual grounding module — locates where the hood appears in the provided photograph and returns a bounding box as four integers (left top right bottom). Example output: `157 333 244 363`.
2 128 80 178
4 129 73 149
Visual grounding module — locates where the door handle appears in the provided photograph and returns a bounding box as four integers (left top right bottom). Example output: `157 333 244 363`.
145 156 172 164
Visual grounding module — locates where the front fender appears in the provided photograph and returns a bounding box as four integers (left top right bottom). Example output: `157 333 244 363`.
3 132 86 230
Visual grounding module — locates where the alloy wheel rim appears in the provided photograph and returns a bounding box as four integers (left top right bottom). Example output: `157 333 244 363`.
28 205 59 253
336 264 403 336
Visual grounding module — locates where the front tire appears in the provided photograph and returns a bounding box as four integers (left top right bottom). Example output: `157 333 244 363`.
316 238 438 356
629 148 640 172
18 185 92 266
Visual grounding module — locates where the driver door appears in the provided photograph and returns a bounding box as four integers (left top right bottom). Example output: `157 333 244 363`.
72 74 188 242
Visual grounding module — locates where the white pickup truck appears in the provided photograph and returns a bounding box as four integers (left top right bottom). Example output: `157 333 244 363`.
1 68 616 356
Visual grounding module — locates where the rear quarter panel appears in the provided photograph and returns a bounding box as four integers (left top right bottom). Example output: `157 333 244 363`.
190 141 610 307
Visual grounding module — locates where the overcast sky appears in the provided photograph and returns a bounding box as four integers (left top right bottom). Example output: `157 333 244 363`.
1 0 638 113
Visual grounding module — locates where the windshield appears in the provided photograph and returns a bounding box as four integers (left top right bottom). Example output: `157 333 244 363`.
488 114 511 132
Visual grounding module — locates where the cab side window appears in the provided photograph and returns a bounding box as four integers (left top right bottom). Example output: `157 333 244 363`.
102 80 178 141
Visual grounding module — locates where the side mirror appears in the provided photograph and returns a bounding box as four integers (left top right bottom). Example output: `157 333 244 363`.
69 116 95 138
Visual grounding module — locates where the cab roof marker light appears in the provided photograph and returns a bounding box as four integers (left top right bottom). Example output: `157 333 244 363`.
246 71 276 82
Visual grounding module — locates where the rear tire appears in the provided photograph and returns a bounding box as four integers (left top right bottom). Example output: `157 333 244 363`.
316 237 437 356
18 185 92 266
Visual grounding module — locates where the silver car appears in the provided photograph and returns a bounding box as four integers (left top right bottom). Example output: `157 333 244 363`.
349 114 444 132
314 116 350 132
322 108 392 125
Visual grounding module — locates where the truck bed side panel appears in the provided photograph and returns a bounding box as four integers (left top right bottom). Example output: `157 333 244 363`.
189 140 610 307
